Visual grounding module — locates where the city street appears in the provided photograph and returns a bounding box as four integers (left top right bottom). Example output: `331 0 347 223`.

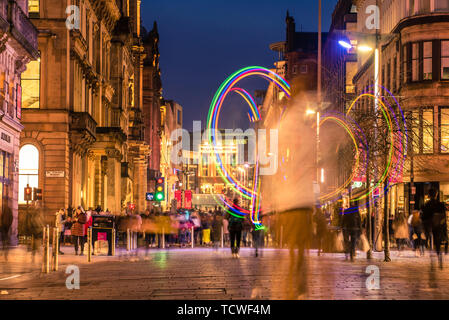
1 246 449 300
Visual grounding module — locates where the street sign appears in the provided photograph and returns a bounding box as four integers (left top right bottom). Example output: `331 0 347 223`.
24 186 32 201
175 190 182 209
146 193 154 201
33 188 42 201
410 201 416 204
46 170 65 178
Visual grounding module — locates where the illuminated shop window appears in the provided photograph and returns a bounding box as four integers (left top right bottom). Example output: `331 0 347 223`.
21 59 40 108
18 145 39 204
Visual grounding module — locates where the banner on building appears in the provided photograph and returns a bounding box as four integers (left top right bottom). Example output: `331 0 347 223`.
185 190 192 209
175 190 182 209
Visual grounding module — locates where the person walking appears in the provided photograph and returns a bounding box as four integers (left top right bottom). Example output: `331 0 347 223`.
341 206 362 262
211 214 223 251
55 209 66 254
313 207 327 256
393 211 409 256
226 199 244 258
422 188 447 268
71 207 87 255
409 209 425 257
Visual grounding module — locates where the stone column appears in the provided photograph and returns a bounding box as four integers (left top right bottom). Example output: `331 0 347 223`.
106 149 122 214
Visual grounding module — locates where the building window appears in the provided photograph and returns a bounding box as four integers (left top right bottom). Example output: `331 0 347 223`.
0 151 11 214
423 41 433 80
442 41 449 80
440 107 449 153
18 145 39 204
292 65 297 75
177 109 182 125
300 65 308 74
423 109 434 154
435 0 449 11
402 45 408 84
412 109 434 154
412 43 419 82
21 59 40 108
28 0 39 14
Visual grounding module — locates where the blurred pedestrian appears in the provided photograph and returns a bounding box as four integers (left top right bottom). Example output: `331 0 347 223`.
422 188 447 268
341 206 362 262
313 207 327 256
55 208 66 254
226 199 244 258
409 209 425 257
71 207 87 255
211 214 223 250
393 211 409 256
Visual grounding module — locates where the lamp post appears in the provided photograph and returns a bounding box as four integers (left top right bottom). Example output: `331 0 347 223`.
338 40 381 261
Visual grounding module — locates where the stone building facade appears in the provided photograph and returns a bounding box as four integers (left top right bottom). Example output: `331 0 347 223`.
0 0 38 243
351 0 449 216
19 0 149 225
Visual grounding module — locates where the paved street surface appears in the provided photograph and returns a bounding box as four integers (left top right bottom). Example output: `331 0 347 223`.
1 245 449 300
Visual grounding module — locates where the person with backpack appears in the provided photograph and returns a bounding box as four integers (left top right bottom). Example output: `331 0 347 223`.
225 198 244 258
422 188 447 268
408 209 425 257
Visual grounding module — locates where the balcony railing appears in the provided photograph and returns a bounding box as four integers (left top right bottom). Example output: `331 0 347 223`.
70 112 97 139
8 1 39 59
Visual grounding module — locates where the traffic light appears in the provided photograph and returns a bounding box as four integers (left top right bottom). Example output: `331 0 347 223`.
155 177 165 201
24 186 32 201
33 188 42 201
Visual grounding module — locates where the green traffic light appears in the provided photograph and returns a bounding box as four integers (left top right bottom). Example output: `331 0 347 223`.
155 193 164 201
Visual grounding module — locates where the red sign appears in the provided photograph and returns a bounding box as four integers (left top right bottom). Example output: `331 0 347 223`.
184 190 192 209
97 232 107 241
175 190 182 209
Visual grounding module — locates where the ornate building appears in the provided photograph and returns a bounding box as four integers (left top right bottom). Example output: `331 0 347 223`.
0 0 39 243
19 0 149 225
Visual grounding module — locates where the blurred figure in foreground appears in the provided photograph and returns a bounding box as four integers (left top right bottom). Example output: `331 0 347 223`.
393 210 409 256
408 209 425 257
422 188 447 268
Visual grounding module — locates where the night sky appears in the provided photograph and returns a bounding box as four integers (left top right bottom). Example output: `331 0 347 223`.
141 0 338 130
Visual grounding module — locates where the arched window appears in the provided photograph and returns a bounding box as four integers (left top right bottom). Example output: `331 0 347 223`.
19 144 39 203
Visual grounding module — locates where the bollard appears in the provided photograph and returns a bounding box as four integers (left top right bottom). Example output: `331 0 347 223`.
162 227 165 249
191 227 194 248
42 225 50 273
87 228 92 262
221 226 224 248
127 228 130 251
52 227 59 271
112 228 116 256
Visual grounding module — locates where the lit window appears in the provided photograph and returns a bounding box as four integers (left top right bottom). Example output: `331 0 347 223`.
441 107 449 153
423 109 434 154
21 59 40 108
412 43 419 82
442 41 449 80
19 145 39 204
28 0 39 14
423 41 432 80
